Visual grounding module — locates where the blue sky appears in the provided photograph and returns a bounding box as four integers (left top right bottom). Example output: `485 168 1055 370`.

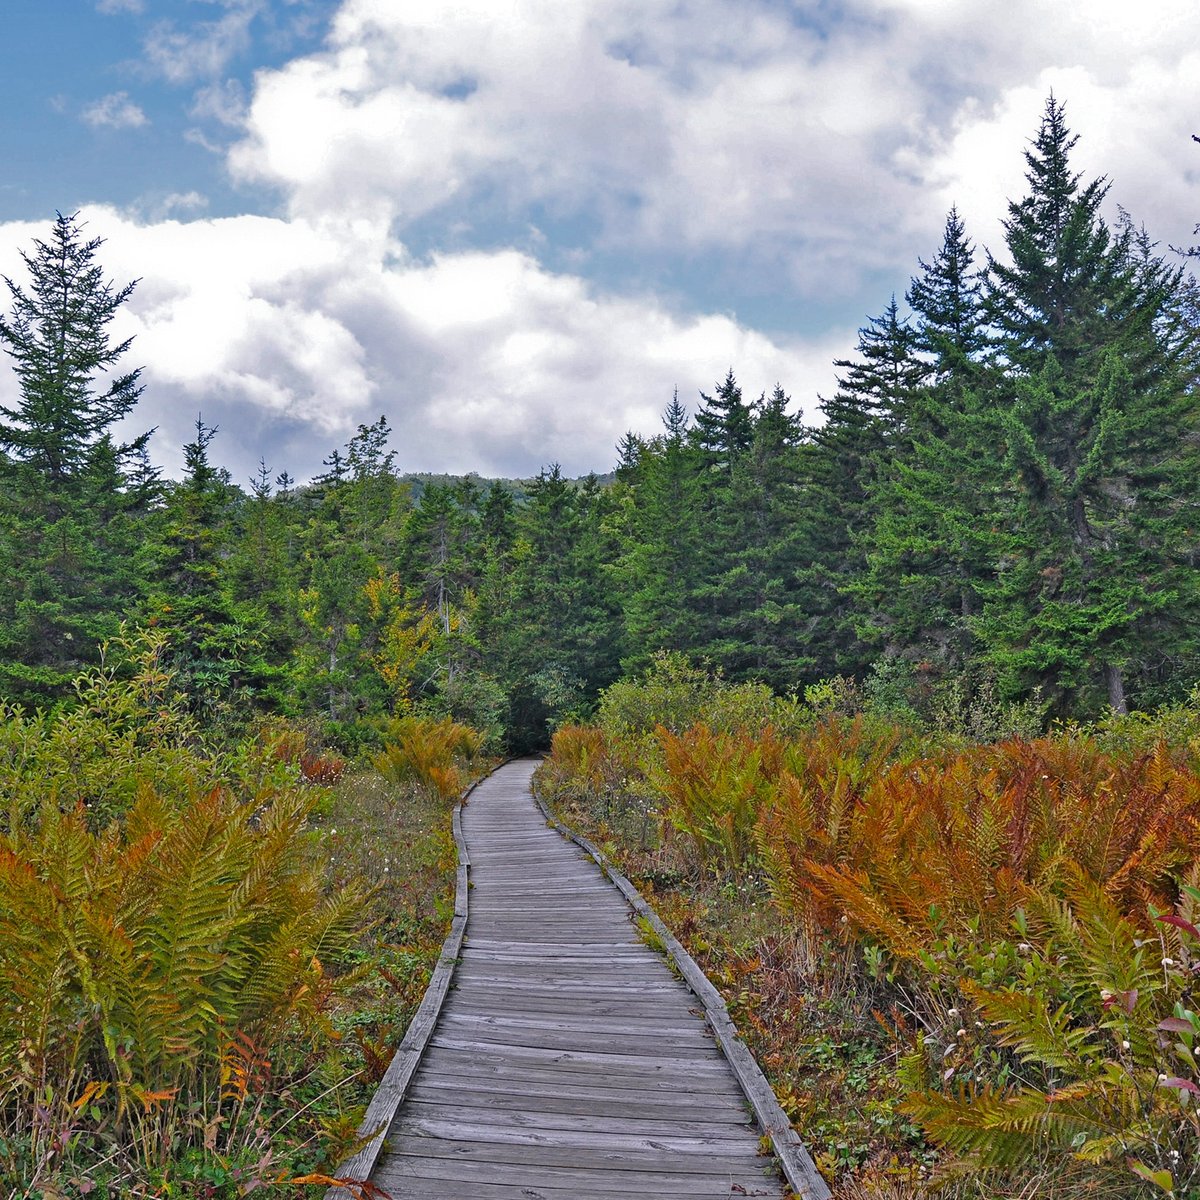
0 0 1197 484
0 1 333 221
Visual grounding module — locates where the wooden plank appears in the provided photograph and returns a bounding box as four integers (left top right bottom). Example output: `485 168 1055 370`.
374 1160 784 1198
368 1184 776 1200
406 1083 752 1123
392 1112 762 1153
409 1056 747 1095
425 1034 728 1071
399 1098 753 1134
379 1132 771 1173
443 993 701 1019
438 1007 709 1035
429 1020 718 1056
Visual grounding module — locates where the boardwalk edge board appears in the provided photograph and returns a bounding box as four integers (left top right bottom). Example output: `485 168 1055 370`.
324 765 498 1200
532 789 833 1200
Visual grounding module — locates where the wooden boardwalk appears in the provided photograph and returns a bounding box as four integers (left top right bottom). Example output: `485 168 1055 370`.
366 759 819 1199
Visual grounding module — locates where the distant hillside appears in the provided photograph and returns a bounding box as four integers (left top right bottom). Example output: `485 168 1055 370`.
398 470 615 504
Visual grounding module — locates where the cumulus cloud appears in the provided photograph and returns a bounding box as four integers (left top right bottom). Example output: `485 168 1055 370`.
9 0 1200 485
229 0 1200 291
0 206 828 483
82 91 149 130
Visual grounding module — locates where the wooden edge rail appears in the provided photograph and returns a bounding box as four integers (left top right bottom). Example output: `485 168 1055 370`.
325 766 497 1200
532 789 833 1200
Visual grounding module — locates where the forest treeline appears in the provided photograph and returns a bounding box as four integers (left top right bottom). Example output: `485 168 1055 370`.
2 97 1198 747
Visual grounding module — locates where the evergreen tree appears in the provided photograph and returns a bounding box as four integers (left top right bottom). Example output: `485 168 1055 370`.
0 213 145 486
0 213 151 703
691 369 754 470
223 459 298 706
714 385 810 687
977 97 1200 712
908 206 987 373
487 467 622 747
859 210 997 675
397 480 484 697
796 301 924 679
142 417 266 716
615 395 705 669
291 421 407 726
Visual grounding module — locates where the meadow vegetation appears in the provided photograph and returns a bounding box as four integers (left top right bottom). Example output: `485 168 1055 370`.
0 633 487 1199
535 655 1200 1198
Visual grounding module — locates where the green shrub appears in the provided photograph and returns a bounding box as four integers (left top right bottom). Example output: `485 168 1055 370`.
598 651 798 744
372 714 484 799
0 705 364 1192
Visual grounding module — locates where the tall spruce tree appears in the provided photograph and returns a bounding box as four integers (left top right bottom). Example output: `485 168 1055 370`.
687 371 762 665
488 467 622 747
0 213 151 703
797 300 924 679
977 97 1200 712
142 417 268 716
714 385 810 686
859 210 997 674
616 394 706 668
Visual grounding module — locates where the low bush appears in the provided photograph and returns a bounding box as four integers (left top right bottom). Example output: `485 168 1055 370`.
0 736 363 1195
371 714 484 800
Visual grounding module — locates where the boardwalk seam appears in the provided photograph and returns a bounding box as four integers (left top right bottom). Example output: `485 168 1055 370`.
532 788 833 1200
325 763 501 1200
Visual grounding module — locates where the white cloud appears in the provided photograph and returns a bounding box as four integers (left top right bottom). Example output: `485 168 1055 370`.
11 0 1200 486
190 78 248 127
227 0 1200 293
158 192 210 218
96 0 143 13
143 4 259 84
0 207 828 483
82 92 149 130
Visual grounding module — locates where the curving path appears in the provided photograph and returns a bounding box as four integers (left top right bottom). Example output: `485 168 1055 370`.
369 759 795 1199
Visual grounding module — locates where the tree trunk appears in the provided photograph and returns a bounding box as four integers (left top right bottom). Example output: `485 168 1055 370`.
1105 662 1128 714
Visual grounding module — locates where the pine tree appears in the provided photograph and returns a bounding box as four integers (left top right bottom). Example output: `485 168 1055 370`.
0 213 145 488
142 417 267 717
859 210 997 676
615 395 706 669
290 421 408 726
977 97 1200 712
223 459 298 707
487 467 622 747
691 369 754 471
908 206 987 373
715 385 811 686
796 301 924 680
0 213 151 703
397 480 484 698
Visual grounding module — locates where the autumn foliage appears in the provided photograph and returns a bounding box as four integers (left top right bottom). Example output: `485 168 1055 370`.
540 707 1200 1195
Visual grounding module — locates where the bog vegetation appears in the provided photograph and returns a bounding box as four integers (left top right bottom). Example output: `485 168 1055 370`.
537 656 1200 1197
1 97 1199 1196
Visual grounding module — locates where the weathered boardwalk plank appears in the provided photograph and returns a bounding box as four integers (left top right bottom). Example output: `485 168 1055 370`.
351 759 829 1200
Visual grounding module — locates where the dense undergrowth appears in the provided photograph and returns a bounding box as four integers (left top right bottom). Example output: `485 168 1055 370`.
0 633 487 1199
535 654 1200 1199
